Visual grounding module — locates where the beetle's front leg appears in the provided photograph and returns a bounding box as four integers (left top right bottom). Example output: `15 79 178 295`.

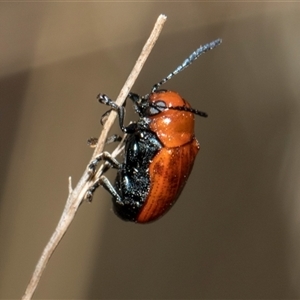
97 94 127 131
97 94 137 134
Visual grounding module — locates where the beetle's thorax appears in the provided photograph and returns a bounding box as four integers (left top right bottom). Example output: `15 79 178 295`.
139 90 196 148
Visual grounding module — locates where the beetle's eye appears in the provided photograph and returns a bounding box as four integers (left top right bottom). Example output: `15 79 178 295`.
147 100 167 115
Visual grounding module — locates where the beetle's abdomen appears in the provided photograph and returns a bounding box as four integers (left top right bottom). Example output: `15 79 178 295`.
136 137 200 223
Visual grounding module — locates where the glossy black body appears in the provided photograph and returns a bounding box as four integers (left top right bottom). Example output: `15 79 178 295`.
113 125 162 221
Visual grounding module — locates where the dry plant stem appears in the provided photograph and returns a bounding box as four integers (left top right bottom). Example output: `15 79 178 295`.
22 14 167 300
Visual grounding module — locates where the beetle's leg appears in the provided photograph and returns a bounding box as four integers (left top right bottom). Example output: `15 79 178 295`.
97 94 126 131
88 151 120 175
85 176 123 205
128 92 140 103
105 134 122 144
97 94 136 133
87 137 98 148
87 134 122 148
100 108 113 126
100 97 128 126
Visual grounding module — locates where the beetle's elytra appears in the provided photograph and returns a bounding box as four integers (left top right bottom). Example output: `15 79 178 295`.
86 38 222 223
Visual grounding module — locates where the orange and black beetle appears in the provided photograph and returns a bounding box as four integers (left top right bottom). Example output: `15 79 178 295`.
87 38 222 223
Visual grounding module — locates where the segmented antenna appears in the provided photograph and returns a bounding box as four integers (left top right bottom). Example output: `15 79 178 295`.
152 38 222 93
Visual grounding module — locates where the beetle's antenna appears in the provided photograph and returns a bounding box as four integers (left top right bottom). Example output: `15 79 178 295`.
155 103 208 118
152 38 222 93
169 105 208 117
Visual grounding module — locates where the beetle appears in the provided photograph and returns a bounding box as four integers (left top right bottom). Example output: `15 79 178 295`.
86 38 222 223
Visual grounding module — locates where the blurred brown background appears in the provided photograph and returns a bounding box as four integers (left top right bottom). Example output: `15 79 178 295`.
1 2 300 299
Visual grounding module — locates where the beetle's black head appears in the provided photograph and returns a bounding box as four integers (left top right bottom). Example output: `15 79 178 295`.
128 90 208 118
128 90 171 118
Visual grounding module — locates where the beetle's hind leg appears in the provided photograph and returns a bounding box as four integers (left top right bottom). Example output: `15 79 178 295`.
85 152 122 203
85 176 123 204
88 151 120 175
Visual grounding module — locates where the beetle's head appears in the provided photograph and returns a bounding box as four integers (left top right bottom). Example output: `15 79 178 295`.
128 90 207 118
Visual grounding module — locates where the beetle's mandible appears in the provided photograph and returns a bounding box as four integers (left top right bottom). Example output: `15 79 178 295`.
86 38 222 223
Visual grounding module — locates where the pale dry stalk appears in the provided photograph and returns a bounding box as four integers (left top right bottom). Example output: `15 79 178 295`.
22 14 167 300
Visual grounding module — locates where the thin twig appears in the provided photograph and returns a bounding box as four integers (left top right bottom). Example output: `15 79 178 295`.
22 14 167 300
